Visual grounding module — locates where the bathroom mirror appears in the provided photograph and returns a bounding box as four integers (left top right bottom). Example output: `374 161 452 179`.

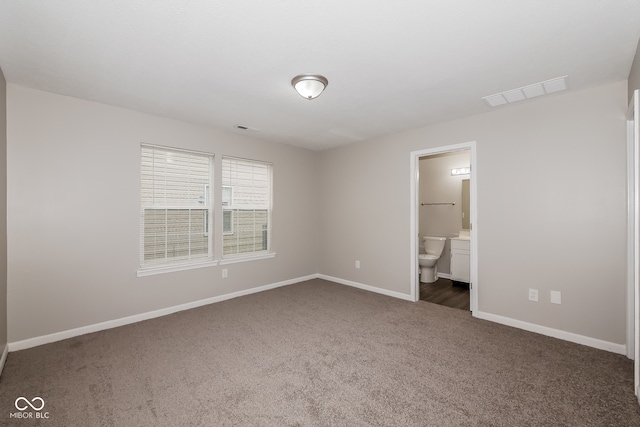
462 179 470 230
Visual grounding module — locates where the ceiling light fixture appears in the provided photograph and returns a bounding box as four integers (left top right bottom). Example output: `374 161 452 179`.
291 74 328 100
451 167 471 176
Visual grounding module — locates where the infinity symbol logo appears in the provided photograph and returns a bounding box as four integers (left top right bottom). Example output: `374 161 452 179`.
15 397 45 411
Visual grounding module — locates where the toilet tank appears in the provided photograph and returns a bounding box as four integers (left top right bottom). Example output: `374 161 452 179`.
423 236 447 256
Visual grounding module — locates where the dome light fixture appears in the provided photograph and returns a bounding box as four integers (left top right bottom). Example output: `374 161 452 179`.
291 74 328 100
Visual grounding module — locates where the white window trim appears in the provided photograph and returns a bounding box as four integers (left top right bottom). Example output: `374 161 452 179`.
137 148 277 277
137 252 276 276
137 259 219 277
219 251 277 265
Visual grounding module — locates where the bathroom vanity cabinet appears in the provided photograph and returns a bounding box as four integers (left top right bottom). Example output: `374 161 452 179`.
450 238 470 284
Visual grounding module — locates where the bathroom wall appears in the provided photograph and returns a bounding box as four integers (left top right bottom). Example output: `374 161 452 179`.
419 150 470 275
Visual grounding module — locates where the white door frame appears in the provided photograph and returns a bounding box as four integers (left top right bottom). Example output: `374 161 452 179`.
627 89 639 396
410 141 478 314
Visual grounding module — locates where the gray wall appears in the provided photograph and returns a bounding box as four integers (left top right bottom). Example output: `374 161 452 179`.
0 67 6 351
4 79 631 348
6 85 320 342
319 81 628 345
629 37 640 101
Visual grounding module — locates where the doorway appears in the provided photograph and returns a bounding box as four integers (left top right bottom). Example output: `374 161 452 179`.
410 142 478 314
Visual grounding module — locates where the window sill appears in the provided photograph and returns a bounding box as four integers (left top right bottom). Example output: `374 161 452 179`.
137 253 276 277
137 259 219 277
219 252 276 265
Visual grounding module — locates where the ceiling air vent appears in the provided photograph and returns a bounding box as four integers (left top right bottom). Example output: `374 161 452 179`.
482 76 568 107
233 124 260 132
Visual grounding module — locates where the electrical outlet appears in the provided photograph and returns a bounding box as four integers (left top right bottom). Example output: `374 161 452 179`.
528 288 538 302
355 260 360 269
222 268 228 278
550 291 561 304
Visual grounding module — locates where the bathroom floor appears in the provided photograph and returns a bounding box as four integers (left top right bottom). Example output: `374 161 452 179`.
420 278 470 311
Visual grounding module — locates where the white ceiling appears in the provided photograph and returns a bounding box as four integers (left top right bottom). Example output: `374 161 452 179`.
1 1 639 151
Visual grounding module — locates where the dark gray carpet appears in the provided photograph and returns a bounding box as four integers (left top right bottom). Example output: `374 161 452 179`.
1 279 639 426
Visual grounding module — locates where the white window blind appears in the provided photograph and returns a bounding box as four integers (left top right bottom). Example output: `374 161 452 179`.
222 157 272 256
140 145 213 268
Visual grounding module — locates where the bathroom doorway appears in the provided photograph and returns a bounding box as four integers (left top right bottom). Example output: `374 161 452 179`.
409 142 478 314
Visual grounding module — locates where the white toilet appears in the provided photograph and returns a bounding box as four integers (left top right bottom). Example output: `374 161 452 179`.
419 236 447 283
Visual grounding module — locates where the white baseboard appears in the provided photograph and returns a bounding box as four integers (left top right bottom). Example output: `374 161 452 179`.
7 274 626 358
437 272 452 280
318 274 413 301
320 276 624 356
0 343 8 377
475 310 626 355
8 274 319 352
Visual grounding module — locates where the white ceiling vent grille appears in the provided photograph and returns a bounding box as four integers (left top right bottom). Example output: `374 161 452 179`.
482 76 568 107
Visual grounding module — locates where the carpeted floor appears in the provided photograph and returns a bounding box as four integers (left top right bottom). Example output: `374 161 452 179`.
1 279 639 426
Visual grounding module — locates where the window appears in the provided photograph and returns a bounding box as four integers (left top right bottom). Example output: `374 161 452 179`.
222 210 234 235
140 145 214 270
222 186 232 207
222 185 233 235
221 157 272 257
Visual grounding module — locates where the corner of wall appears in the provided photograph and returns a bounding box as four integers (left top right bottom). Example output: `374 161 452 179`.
0 343 7 376
629 37 640 102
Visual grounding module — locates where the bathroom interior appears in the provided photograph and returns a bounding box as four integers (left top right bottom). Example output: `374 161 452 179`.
418 150 471 311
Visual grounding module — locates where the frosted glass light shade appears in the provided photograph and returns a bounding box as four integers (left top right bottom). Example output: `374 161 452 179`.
291 74 328 99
